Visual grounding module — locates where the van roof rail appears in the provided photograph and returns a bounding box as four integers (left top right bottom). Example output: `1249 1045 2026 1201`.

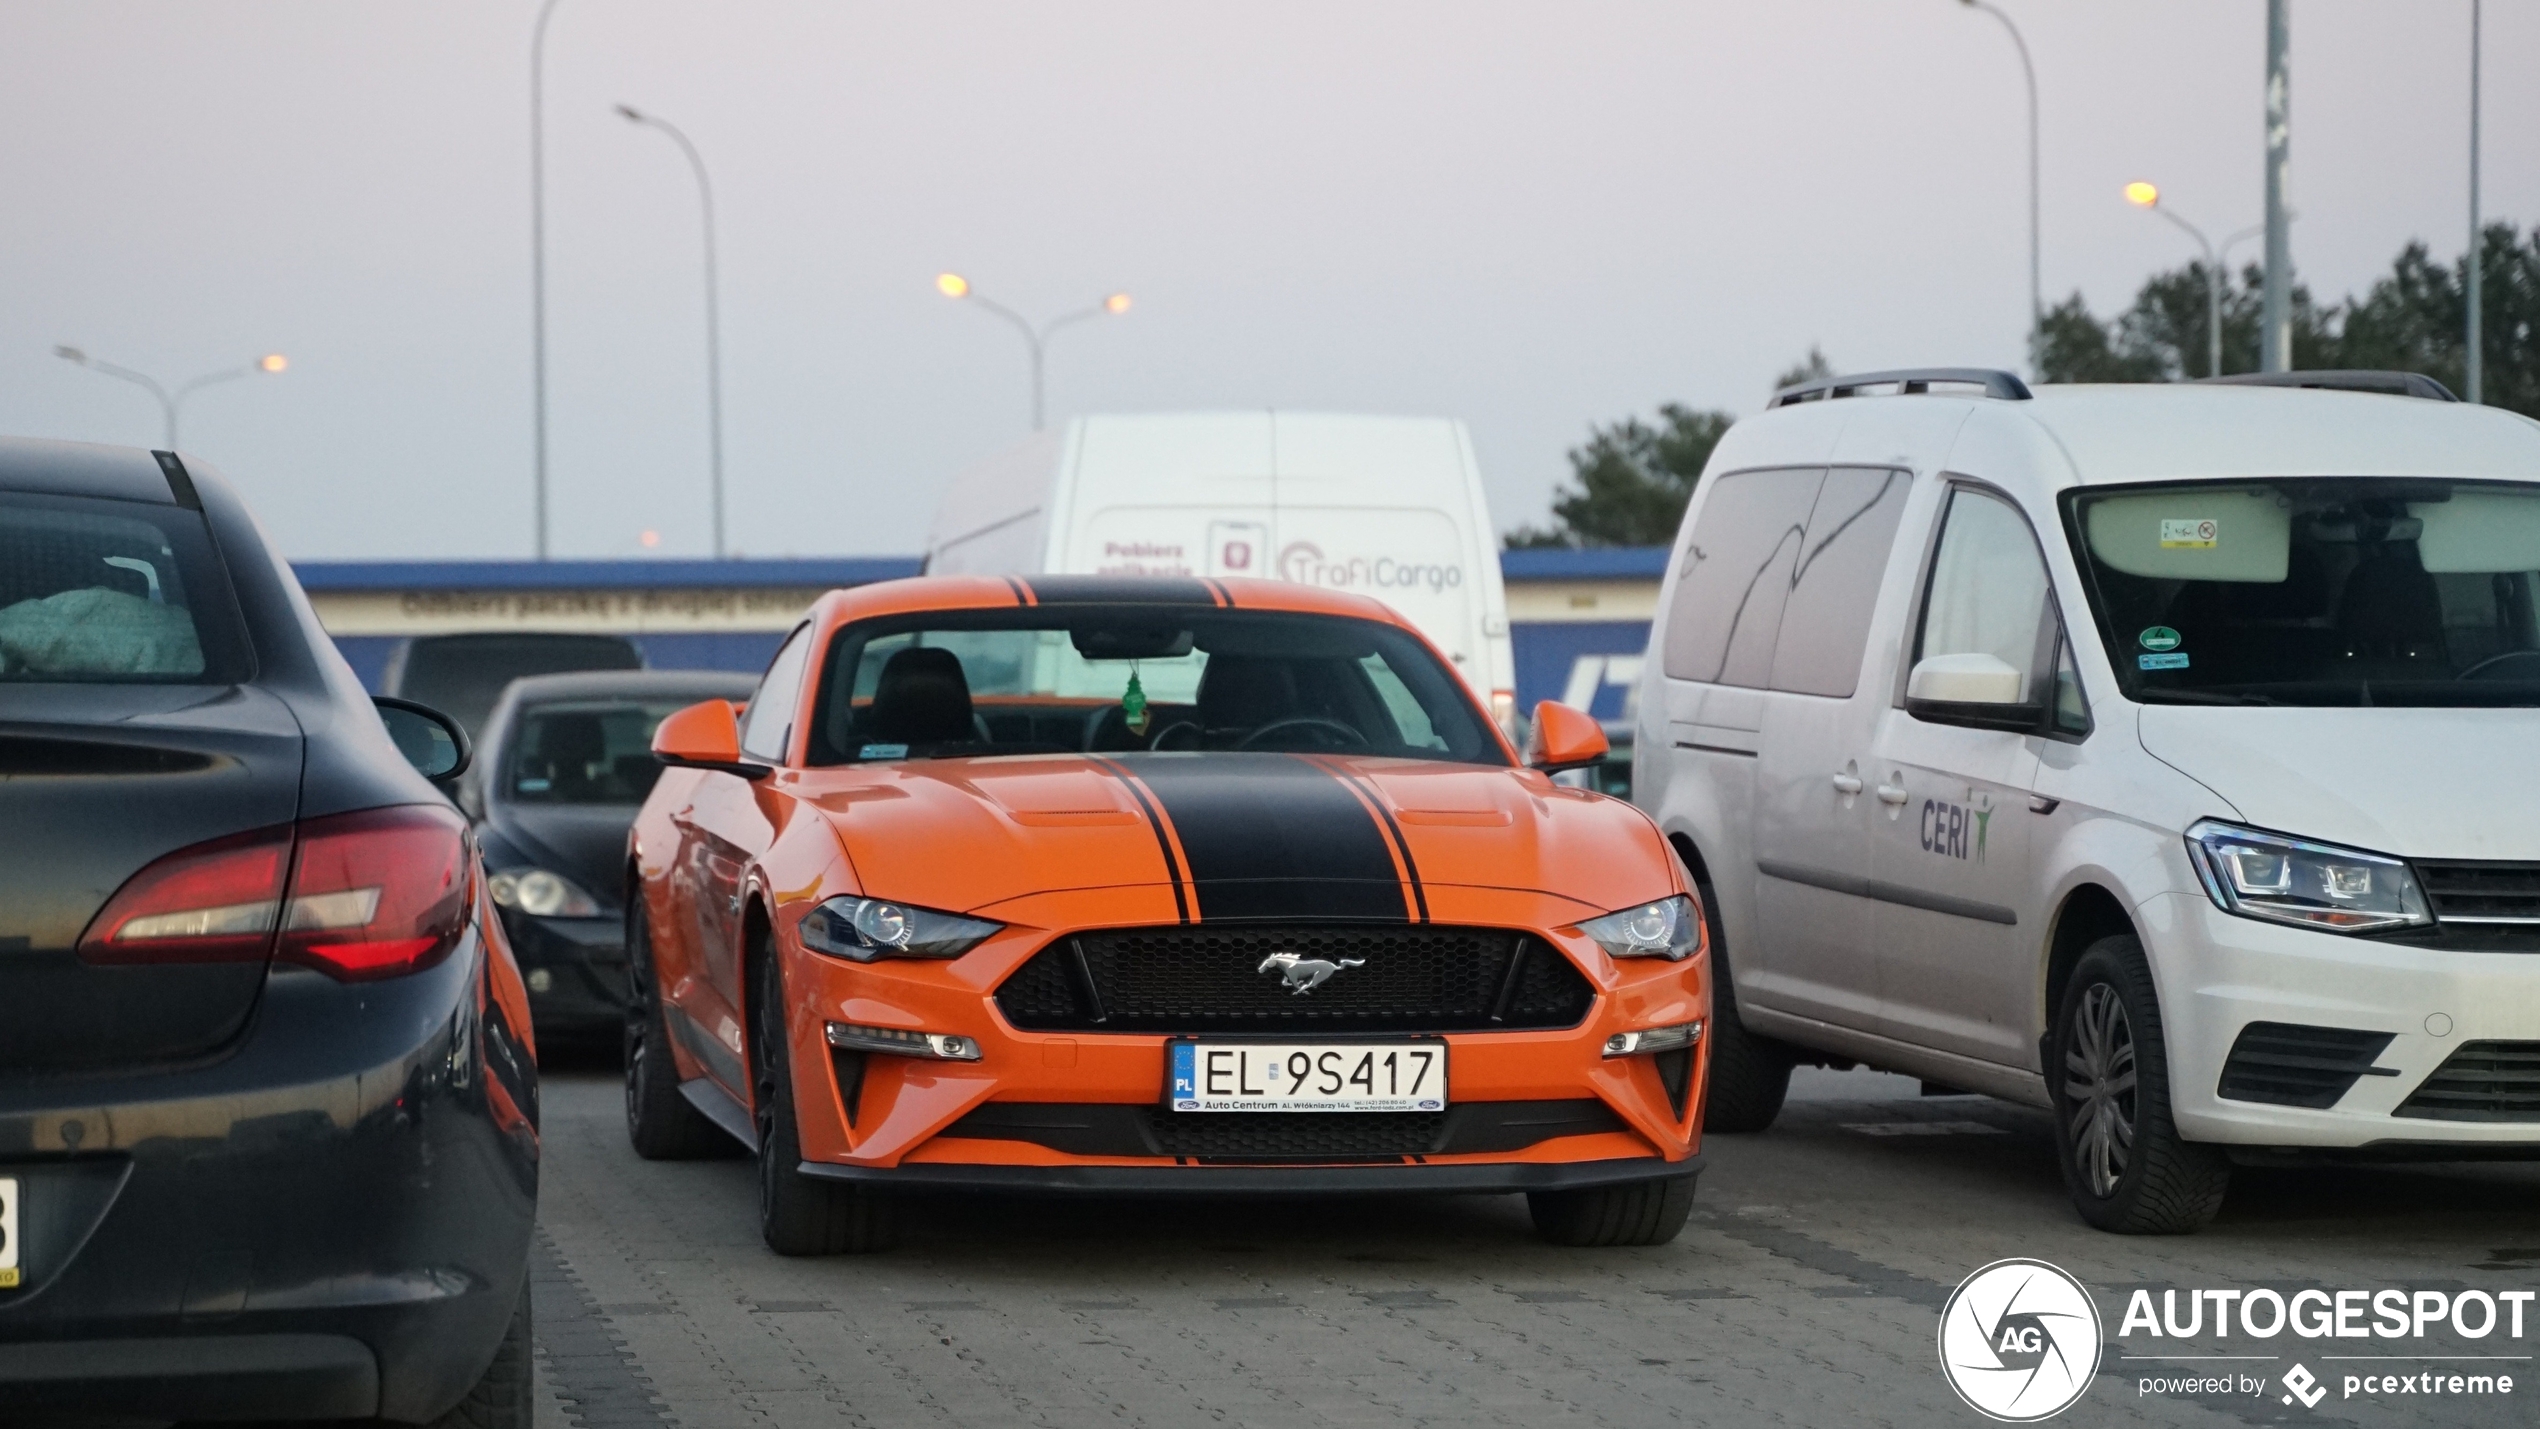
2193 369 2459 402
1769 367 2032 408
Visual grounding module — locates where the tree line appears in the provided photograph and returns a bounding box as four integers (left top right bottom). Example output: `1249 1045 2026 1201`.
1510 226 2539 550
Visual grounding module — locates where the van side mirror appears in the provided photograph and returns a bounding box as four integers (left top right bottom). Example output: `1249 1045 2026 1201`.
652 699 772 780
1905 654 2045 732
1525 701 1609 773
374 696 470 781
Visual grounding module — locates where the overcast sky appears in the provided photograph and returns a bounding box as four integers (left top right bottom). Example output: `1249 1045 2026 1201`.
3 2 2532 561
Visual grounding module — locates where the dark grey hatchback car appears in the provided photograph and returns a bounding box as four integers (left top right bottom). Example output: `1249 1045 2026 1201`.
0 438 539 1423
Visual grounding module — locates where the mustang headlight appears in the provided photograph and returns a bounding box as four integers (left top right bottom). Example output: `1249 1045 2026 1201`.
2184 820 2430 933
487 867 602 918
798 896 1000 962
1580 895 1704 961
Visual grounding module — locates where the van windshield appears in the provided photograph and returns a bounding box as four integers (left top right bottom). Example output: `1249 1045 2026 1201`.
805 606 1505 766
2063 479 2540 707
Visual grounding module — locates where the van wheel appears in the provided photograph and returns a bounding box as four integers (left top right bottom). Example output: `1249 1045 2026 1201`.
624 901 737 1160
1528 1176 1697 1247
2051 935 2229 1234
1695 884 1792 1133
752 949 895 1256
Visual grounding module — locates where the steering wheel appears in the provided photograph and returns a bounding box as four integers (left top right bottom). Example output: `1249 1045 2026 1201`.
1235 716 1369 751
2458 650 2540 682
1147 720 1203 751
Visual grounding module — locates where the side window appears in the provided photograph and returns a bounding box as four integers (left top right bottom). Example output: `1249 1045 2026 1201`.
1914 487 2054 702
1766 467 1913 697
1661 467 1827 686
739 626 812 762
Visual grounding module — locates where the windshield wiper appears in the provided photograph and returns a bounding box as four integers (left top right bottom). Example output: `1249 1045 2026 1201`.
2132 688 2279 706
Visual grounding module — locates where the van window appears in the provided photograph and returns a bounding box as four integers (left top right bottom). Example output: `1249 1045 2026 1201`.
1766 468 1913 697
2065 478 2540 706
1662 467 1825 685
740 627 812 761
1916 488 2053 701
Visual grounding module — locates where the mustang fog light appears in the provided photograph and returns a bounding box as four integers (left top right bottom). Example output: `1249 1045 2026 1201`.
824 1021 982 1061
1603 1021 1703 1058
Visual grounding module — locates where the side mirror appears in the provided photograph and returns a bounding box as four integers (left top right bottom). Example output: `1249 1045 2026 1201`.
374 696 470 782
652 699 772 780
1525 700 1610 773
1905 654 2045 732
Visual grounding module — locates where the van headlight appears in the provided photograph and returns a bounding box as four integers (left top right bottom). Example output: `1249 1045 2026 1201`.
1579 895 1704 961
798 896 1001 962
2184 820 2430 933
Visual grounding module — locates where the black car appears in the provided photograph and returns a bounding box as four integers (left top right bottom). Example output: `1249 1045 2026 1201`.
464 669 755 1041
0 438 538 1424
383 631 645 743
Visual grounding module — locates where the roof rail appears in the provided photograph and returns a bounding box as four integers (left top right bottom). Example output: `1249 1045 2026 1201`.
2193 369 2459 402
1769 367 2031 408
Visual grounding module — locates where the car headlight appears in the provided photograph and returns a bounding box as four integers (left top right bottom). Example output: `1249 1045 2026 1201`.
2184 819 2430 933
798 896 1001 962
1579 895 1704 961
487 867 602 918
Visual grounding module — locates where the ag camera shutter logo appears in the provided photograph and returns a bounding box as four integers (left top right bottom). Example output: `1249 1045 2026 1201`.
1939 1259 2103 1421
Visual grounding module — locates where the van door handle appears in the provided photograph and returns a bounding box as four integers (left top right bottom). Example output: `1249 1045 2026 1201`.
1876 783 1910 805
1831 773 1864 796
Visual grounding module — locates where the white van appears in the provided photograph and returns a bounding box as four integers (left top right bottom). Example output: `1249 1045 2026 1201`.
1633 367 2540 1233
925 412 1517 725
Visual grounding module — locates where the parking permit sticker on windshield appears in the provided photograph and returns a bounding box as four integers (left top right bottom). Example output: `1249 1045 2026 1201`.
2139 652 2191 670
2160 518 2219 549
2138 626 2182 652
858 744 909 760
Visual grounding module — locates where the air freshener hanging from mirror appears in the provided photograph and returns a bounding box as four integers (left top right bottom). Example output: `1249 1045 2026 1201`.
1122 666 1150 736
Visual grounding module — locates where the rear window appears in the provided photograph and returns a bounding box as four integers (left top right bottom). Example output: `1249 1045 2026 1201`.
0 493 248 684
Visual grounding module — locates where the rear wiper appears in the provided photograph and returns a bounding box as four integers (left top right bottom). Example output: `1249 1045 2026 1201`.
2132 688 2279 706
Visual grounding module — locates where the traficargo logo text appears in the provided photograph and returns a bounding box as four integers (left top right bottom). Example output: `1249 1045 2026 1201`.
1938 1259 2104 1421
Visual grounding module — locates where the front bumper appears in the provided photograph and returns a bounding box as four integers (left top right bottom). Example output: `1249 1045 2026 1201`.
0 928 539 1421
801 1154 1701 1195
2147 891 2540 1149
499 907 628 1035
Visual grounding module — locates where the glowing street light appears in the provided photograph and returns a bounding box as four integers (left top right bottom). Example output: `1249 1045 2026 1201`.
54 346 289 449
617 102 730 559
2123 182 2266 380
935 274 1132 431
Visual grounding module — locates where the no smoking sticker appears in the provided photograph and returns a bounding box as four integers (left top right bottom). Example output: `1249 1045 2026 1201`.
2160 518 2219 549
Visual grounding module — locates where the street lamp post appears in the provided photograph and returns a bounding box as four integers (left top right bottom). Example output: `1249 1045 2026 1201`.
1959 0 2040 379
2123 183 2264 379
2260 0 2293 372
530 0 564 560
617 104 728 561
935 274 1131 431
54 347 287 449
2466 0 2483 404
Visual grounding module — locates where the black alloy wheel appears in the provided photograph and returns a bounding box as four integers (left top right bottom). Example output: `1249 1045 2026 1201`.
2051 935 2230 1234
623 898 735 1159
752 942 895 1255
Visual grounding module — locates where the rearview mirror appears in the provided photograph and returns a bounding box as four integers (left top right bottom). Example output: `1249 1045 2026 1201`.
374 696 470 782
1525 701 1609 773
1905 654 2044 732
652 699 772 780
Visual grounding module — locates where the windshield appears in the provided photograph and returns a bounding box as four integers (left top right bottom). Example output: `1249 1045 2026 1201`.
0 492 247 684
805 606 1505 766
2064 479 2540 707
505 700 699 804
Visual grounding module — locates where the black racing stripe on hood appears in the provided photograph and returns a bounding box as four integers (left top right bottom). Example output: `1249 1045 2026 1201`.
1086 755 1191 924
1125 754 1408 922
1326 764 1429 923
1020 575 1218 606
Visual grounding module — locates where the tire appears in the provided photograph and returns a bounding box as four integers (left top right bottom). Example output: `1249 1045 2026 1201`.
752 945 895 1255
623 898 735 1160
386 1276 531 1428
2051 935 2230 1235
1528 1176 1698 1247
1692 880 1792 1134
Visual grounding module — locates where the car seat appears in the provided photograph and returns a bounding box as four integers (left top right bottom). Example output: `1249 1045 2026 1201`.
2335 549 2451 676
865 647 976 744
1193 656 1301 743
523 713 609 800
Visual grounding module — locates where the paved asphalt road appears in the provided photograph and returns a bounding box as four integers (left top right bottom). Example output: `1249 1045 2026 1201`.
525 1066 2540 1429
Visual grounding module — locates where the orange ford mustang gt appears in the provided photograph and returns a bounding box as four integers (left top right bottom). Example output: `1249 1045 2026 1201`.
624 575 1709 1253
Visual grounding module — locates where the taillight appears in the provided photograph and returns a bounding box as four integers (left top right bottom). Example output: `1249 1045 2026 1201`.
277 804 473 981
78 825 293 964
79 803 475 983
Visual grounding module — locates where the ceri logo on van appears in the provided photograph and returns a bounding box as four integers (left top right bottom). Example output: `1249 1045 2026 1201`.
1920 791 1994 864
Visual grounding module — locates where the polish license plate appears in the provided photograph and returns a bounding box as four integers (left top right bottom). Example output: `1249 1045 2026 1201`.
1 1176 19 1289
1169 1042 1446 1113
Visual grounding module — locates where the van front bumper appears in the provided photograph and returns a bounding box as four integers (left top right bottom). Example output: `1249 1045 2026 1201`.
2144 892 2540 1148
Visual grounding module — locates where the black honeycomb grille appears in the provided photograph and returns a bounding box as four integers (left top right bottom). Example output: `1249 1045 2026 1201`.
1138 1108 1447 1161
994 925 1594 1034
2418 861 2540 925
2395 1041 2540 1122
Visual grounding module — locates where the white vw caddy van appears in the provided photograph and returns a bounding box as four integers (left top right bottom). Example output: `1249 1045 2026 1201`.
1633 366 2540 1233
